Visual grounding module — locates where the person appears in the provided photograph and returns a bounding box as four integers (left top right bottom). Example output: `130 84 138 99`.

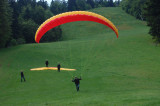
21 71 25 82
45 60 49 67
72 76 82 91
57 63 61 72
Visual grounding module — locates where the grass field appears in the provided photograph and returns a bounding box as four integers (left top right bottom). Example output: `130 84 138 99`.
0 7 160 105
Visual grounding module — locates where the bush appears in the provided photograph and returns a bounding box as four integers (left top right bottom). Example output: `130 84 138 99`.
7 38 17 47
17 38 26 44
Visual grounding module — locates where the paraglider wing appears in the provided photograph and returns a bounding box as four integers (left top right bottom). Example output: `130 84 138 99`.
30 67 76 71
35 11 119 43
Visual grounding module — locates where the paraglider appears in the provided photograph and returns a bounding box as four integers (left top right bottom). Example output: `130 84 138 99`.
35 11 119 43
30 67 76 71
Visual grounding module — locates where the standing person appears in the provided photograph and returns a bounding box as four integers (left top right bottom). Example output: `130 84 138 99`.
57 63 61 72
72 76 82 91
45 59 49 67
21 71 25 82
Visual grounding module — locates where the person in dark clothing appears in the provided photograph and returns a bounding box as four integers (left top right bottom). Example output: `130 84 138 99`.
45 60 49 67
57 63 61 72
72 76 82 91
21 71 25 82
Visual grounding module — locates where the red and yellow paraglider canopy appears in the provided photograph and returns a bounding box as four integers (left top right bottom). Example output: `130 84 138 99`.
35 11 119 43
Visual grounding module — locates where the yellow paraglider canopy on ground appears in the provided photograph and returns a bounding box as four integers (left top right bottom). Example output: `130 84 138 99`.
30 67 76 71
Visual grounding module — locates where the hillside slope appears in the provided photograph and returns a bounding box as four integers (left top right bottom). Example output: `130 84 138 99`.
0 7 160 105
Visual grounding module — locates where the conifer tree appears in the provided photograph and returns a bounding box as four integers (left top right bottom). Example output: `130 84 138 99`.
87 0 95 8
108 0 114 7
144 0 160 42
68 0 76 11
0 0 12 48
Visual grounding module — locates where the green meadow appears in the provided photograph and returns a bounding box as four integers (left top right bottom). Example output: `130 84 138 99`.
0 7 160 105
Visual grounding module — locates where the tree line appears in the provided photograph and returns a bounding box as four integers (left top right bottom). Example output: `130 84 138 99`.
121 0 160 44
121 0 146 21
0 0 121 48
51 0 120 15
